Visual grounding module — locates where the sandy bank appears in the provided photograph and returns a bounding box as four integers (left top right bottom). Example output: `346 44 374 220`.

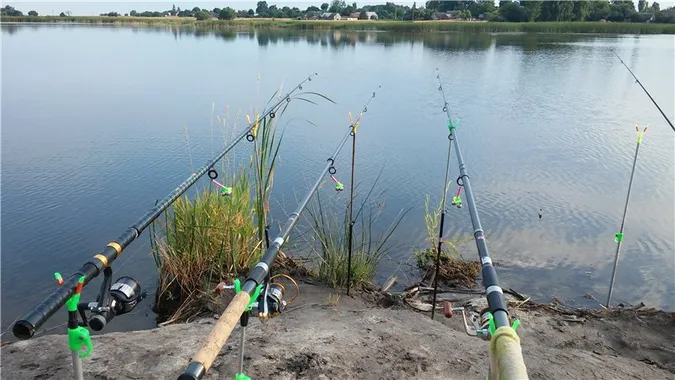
2 281 673 379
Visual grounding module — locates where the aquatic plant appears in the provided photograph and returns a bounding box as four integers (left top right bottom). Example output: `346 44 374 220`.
307 176 410 289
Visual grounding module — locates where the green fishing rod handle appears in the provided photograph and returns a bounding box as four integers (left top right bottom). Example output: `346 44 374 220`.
68 326 93 358
485 312 521 337
235 373 251 380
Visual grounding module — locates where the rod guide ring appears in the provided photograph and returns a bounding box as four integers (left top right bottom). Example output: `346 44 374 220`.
457 174 468 187
208 169 218 180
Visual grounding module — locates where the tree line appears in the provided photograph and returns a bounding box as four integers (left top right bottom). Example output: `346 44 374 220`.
482 0 673 23
2 1 674 23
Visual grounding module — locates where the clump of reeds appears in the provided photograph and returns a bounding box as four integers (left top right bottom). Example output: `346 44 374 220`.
151 168 261 322
150 89 329 322
152 112 282 322
415 195 480 288
307 176 410 290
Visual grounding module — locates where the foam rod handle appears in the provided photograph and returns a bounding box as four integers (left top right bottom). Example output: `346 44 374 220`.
490 326 529 380
192 291 251 373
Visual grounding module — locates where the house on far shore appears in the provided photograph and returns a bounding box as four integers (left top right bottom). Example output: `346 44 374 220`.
349 11 378 20
319 12 341 20
305 11 320 20
342 14 357 21
432 11 460 20
364 11 378 20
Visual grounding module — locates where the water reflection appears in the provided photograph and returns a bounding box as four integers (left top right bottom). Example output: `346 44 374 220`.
251 28 600 51
2 23 611 52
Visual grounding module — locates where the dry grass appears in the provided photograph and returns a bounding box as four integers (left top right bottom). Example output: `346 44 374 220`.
416 249 481 288
416 195 479 288
326 293 341 307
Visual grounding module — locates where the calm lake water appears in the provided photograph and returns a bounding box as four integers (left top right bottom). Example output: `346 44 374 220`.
2 24 673 337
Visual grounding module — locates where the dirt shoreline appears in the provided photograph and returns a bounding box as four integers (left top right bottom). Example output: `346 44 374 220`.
2 281 674 379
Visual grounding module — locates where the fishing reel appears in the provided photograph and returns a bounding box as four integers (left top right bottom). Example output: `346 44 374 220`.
443 301 520 340
443 302 493 340
77 267 146 331
217 274 299 321
257 274 300 320
256 282 287 319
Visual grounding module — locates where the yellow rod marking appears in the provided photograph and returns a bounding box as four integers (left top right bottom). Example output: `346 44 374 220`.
94 254 108 267
107 242 122 256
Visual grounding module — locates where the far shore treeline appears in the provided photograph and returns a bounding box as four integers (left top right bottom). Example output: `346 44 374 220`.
2 1 674 24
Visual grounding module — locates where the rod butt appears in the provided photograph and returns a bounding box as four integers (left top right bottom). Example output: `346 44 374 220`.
179 363 205 380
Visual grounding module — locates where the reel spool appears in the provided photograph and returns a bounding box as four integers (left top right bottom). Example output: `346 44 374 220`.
82 269 145 331
259 282 287 318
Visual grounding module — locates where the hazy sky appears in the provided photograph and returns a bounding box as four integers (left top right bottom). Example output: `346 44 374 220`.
7 1 674 16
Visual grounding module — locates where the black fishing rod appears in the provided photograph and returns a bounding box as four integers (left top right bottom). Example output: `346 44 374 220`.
180 122 356 380
434 73 528 379
614 52 674 133
346 85 381 296
12 73 317 340
434 72 510 330
430 70 455 319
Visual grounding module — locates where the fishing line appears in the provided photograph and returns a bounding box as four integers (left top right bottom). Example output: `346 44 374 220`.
434 72 527 379
183 123 195 173
12 73 318 341
434 71 512 330
346 85 381 296
606 125 648 307
614 52 674 132
430 69 455 319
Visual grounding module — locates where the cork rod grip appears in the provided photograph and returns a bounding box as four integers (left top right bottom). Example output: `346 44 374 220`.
192 291 251 371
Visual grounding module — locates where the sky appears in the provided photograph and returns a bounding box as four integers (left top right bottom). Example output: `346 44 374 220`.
5 0 675 16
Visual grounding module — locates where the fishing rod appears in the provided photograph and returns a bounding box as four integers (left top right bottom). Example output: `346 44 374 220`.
430 69 455 319
435 72 528 379
613 52 674 133
346 85 381 296
179 122 356 380
606 125 647 307
12 73 317 341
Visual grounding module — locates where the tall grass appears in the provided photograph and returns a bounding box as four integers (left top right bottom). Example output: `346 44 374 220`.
249 114 282 246
150 88 332 321
3 16 674 34
151 110 285 321
420 195 461 261
151 168 261 320
307 178 410 289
